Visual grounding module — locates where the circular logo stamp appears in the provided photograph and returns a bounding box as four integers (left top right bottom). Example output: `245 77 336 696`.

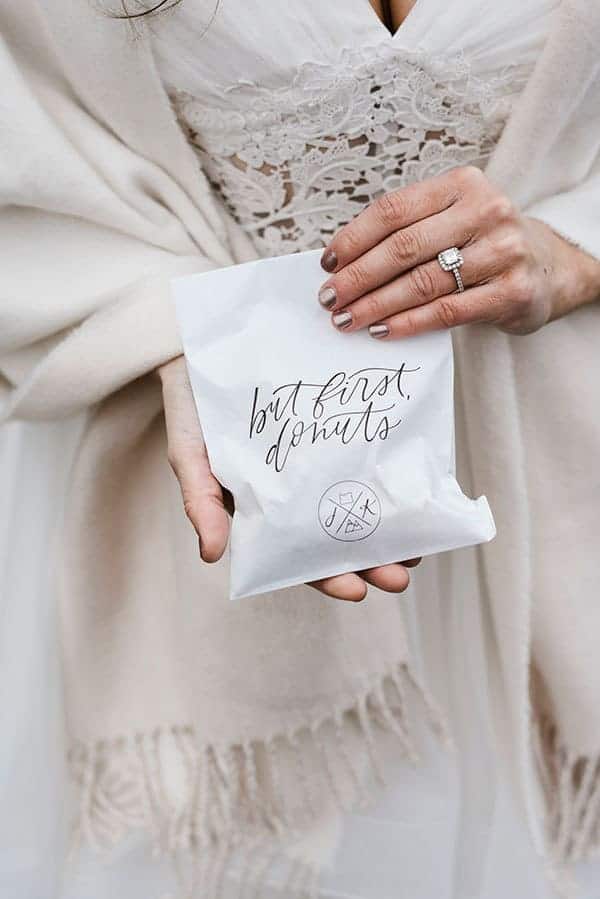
318 480 381 542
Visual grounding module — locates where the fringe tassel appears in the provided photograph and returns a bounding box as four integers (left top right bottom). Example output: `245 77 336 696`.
69 662 446 898
332 706 368 809
533 713 600 865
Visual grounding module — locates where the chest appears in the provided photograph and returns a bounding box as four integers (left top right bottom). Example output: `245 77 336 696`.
151 0 557 102
150 0 559 256
369 0 417 34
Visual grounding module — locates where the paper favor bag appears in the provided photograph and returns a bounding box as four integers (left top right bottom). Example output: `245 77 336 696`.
173 249 495 599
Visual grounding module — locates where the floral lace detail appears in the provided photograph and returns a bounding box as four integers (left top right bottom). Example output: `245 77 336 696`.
171 43 532 256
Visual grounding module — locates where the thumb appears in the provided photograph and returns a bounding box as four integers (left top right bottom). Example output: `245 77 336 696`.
171 445 230 563
160 356 230 562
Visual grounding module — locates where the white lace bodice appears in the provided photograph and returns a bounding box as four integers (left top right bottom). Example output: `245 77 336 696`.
152 0 558 257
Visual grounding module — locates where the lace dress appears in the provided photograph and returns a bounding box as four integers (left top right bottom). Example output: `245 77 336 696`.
7 2 600 899
147 3 584 898
152 0 554 259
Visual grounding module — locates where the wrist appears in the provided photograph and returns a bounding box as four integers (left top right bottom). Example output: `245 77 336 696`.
556 239 600 319
529 218 600 321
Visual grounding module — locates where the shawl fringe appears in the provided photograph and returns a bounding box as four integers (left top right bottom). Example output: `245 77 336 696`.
68 663 449 898
534 714 600 867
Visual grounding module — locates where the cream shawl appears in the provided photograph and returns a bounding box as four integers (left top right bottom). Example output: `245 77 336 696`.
1 0 599 894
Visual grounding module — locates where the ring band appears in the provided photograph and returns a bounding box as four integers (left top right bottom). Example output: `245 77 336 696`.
437 247 465 293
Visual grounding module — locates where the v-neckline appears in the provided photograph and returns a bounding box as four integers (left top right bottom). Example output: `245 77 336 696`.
363 0 419 40
380 0 396 34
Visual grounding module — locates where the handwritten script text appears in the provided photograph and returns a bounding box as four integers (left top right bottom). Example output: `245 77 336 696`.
249 365 420 472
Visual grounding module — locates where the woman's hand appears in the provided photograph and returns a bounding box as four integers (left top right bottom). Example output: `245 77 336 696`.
318 166 600 338
158 356 418 602
159 355 231 563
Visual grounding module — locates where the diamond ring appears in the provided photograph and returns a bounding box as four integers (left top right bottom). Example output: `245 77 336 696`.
437 247 465 293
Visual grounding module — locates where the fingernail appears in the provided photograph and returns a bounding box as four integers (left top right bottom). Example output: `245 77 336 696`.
369 323 390 339
318 285 337 309
321 249 338 272
333 311 353 330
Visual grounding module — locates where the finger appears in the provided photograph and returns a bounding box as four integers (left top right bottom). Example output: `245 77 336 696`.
161 358 231 563
194 489 231 563
401 557 422 568
369 282 505 339
309 572 368 602
329 238 499 332
172 448 231 562
360 564 410 593
320 170 461 273
319 206 477 311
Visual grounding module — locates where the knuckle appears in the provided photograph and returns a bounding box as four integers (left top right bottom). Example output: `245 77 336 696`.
344 261 370 293
453 164 485 192
486 193 515 224
484 291 506 320
167 443 207 485
182 497 199 530
436 297 459 329
400 308 419 337
494 230 527 263
506 267 534 303
375 190 403 228
388 227 421 264
167 450 181 475
365 292 386 322
407 264 437 302
337 225 364 259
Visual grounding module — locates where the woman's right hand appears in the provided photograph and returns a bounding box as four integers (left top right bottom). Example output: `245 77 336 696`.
158 355 418 601
159 355 231 564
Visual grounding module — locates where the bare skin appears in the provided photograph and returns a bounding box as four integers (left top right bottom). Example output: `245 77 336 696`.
368 0 417 33
318 166 600 338
159 356 421 603
159 7 600 604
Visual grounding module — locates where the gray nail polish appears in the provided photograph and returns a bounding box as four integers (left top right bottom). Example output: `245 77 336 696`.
321 249 338 272
369 323 390 338
318 286 337 309
333 311 353 330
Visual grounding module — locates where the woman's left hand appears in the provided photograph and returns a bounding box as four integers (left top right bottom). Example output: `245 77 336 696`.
159 355 420 603
318 165 600 337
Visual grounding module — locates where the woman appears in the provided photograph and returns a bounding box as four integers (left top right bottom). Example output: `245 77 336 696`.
1 1 600 897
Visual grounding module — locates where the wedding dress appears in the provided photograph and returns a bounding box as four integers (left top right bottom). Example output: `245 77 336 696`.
2 1 600 897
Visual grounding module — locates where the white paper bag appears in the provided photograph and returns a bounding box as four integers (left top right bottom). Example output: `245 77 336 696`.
173 249 495 599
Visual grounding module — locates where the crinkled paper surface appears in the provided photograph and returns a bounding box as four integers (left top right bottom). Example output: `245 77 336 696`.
173 250 495 598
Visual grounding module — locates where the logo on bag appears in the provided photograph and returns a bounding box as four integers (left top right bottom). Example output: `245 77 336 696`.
318 481 381 542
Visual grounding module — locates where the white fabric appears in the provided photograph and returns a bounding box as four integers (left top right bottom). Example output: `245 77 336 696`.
152 0 557 256
0 4 451 897
3 420 600 899
153 0 600 881
4 0 598 899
